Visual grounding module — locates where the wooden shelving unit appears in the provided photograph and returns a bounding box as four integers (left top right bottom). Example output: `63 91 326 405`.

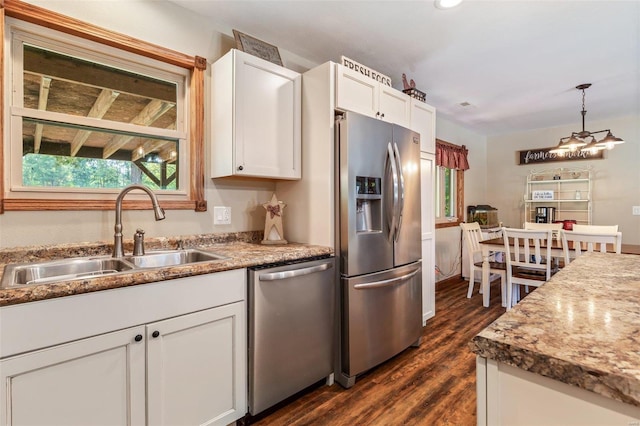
524 167 592 225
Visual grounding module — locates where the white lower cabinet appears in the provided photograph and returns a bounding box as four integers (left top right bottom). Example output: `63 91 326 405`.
0 270 247 426
147 303 245 426
0 326 146 426
477 357 640 426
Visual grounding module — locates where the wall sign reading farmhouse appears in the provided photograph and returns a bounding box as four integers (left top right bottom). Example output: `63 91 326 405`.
341 56 392 86
518 146 604 165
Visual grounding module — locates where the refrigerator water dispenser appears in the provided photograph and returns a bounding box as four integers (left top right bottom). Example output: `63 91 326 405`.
355 176 381 233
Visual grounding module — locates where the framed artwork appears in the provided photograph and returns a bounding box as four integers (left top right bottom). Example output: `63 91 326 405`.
233 30 283 67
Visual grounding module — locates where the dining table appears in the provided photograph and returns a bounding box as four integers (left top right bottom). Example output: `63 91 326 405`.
478 237 640 307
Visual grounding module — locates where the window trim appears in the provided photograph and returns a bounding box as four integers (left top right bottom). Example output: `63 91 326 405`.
0 0 207 213
435 139 464 229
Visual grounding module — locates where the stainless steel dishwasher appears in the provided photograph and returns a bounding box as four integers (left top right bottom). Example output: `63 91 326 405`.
247 256 335 416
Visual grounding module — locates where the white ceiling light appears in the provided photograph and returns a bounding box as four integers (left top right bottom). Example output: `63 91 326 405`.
434 0 463 10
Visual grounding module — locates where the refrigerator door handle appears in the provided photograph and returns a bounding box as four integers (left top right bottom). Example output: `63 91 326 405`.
258 262 333 281
386 142 399 241
353 268 420 290
393 142 405 241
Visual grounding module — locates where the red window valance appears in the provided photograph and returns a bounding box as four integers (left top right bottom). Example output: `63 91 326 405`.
436 140 469 170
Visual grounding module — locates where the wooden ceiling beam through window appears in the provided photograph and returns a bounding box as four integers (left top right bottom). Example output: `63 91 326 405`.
135 161 162 187
158 147 177 163
132 123 175 162
23 47 176 103
25 139 132 162
70 89 120 156
132 137 173 162
102 99 173 159
133 160 177 189
33 76 51 153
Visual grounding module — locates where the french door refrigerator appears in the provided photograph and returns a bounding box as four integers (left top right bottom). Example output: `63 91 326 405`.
335 111 422 388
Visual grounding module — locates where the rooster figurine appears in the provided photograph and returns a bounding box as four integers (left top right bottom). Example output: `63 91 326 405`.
402 73 411 90
402 73 417 90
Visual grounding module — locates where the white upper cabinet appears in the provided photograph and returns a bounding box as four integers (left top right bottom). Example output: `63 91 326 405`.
410 100 436 154
211 49 301 180
335 64 411 128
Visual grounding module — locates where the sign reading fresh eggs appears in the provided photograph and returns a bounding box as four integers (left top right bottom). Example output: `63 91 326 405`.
341 56 392 86
518 146 604 165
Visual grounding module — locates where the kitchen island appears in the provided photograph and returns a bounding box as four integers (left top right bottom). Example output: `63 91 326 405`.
470 252 640 425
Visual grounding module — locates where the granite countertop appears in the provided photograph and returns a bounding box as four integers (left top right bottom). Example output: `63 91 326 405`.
470 251 640 407
0 231 333 307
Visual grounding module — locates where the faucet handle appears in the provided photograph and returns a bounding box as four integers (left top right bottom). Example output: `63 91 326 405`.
133 229 145 256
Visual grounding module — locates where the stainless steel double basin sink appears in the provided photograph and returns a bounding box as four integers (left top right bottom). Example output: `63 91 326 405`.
1 249 228 288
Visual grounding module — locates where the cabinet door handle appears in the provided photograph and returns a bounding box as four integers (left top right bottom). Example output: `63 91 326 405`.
238 165 244 171
152 330 160 338
380 113 385 118
134 334 143 342
375 111 380 117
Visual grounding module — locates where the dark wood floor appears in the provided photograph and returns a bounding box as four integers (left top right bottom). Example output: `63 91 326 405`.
251 277 506 426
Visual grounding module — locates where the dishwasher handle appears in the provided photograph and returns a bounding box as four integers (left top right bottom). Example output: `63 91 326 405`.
353 268 420 290
258 261 333 281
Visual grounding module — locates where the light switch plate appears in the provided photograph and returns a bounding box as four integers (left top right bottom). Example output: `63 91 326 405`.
633 206 640 216
214 206 231 225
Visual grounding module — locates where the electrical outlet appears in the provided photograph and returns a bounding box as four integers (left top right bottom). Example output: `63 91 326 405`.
213 206 231 225
633 206 640 216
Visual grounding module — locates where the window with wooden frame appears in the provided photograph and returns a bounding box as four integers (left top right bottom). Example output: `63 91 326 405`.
435 139 465 229
0 0 207 212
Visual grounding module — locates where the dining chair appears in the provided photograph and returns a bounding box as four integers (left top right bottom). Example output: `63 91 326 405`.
571 224 619 234
523 221 563 241
524 221 564 269
460 222 506 304
502 227 555 310
561 230 623 265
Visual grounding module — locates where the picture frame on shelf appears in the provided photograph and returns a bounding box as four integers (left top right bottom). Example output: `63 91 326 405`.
233 30 283 66
532 190 554 200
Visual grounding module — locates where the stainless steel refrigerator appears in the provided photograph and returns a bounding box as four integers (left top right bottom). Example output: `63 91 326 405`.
335 111 422 388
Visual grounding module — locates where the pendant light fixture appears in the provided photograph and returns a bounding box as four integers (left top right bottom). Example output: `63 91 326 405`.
549 84 624 156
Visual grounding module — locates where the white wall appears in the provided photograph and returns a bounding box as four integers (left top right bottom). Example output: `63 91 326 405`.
486 114 640 245
0 0 316 248
434 116 488 281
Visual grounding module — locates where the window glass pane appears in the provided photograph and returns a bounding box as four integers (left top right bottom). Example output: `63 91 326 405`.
22 119 178 190
23 45 177 129
444 168 452 217
435 167 441 218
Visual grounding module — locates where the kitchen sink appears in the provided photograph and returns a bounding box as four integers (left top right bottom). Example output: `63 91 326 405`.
122 249 227 268
1 249 228 288
1 257 135 288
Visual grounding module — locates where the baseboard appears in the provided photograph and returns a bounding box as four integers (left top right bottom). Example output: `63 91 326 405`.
436 274 463 288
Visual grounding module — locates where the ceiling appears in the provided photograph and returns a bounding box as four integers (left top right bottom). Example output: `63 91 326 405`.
169 0 640 137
